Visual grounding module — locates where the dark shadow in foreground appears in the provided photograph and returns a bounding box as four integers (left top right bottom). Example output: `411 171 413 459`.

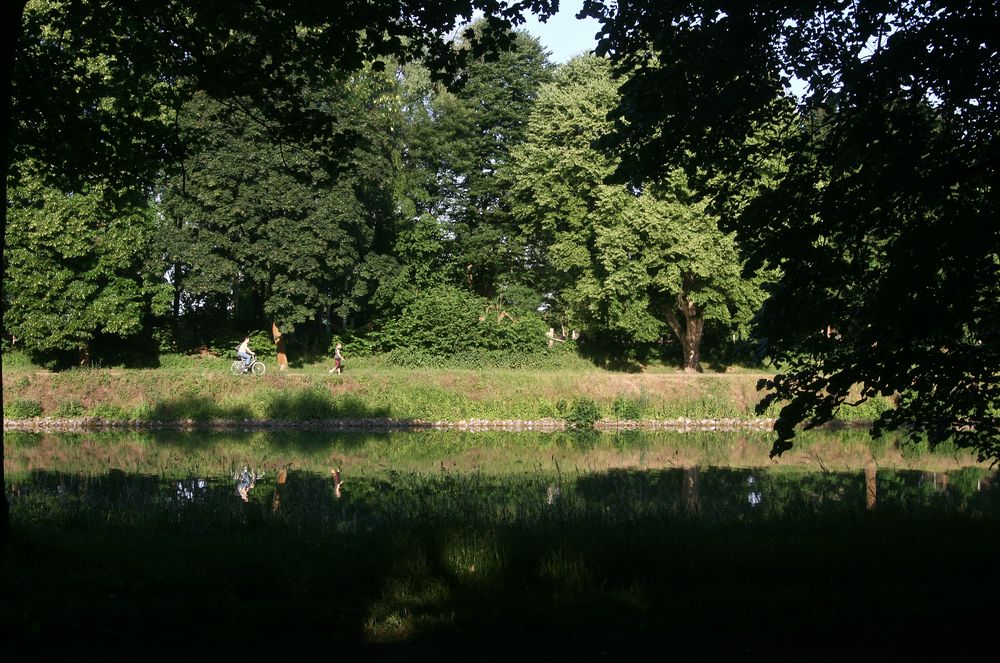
3 467 1000 649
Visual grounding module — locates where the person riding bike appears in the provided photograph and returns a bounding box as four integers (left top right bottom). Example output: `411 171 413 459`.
236 335 255 373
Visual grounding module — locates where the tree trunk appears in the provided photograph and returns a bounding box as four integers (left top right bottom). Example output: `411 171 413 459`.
172 262 182 320
79 340 91 366
865 458 877 511
272 321 288 370
663 288 704 372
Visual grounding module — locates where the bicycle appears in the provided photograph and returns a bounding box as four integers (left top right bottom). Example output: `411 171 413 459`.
231 355 266 376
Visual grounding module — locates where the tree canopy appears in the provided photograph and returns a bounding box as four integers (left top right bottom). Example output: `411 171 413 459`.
508 56 767 370
583 0 1000 458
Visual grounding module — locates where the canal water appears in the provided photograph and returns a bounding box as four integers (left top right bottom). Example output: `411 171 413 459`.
5 428 999 647
7 427 998 527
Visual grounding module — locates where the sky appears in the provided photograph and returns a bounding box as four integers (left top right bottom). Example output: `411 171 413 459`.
519 0 602 63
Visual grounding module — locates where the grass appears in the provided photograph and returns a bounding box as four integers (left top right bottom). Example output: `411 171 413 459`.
3 351 849 424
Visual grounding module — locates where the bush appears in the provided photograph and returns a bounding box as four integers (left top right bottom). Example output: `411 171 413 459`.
6 399 43 419
612 393 648 420
87 404 129 419
380 285 549 358
1 349 36 369
564 397 602 430
248 330 278 359
54 400 86 417
382 345 585 370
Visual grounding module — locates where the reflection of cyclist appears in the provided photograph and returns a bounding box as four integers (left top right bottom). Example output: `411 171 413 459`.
236 336 255 371
236 466 259 502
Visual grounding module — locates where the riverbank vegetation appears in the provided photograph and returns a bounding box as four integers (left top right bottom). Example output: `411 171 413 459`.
2 350 892 426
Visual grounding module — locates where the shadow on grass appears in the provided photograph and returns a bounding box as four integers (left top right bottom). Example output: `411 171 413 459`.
148 391 391 422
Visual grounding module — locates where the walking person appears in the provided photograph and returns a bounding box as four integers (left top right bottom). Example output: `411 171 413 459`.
329 343 344 374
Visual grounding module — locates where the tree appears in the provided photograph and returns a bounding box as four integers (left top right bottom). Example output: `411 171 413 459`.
6 169 170 363
4 0 560 544
161 64 400 350
583 0 1000 457
508 56 766 370
448 25 554 297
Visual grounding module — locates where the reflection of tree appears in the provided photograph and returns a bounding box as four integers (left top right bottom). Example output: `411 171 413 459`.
865 460 877 512
332 469 344 500
681 467 700 515
272 468 288 513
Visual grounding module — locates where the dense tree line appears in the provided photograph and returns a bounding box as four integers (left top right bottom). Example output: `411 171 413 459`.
6 4 762 372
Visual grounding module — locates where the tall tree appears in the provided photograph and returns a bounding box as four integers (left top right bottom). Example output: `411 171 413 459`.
583 0 1000 457
508 56 766 370
444 24 554 296
161 65 400 348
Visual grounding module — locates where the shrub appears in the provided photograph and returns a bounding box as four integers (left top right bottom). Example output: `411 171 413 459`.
54 400 86 417
380 285 549 358
6 399 43 419
564 397 602 430
612 393 648 420
1 349 36 369
87 404 129 419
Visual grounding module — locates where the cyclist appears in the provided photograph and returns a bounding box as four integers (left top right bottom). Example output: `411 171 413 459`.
236 335 255 373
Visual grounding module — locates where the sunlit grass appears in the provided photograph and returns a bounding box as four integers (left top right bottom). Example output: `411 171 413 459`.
6 359 873 425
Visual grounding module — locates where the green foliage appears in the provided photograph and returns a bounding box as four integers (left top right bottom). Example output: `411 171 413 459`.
508 56 769 370
264 388 337 421
612 393 649 421
6 400 43 419
247 331 278 360
5 173 170 357
585 0 1000 459
1 350 36 370
53 401 87 418
394 27 554 298
379 285 548 363
160 70 400 339
564 397 602 430
87 404 130 419
382 347 575 370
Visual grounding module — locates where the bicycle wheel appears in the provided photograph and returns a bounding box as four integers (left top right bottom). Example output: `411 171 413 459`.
252 361 266 376
231 360 244 376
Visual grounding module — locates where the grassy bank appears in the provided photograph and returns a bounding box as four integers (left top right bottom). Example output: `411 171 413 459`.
2 352 891 425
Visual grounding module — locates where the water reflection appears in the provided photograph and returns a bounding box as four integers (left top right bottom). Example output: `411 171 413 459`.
332 468 344 499
234 466 263 502
865 459 877 510
272 468 287 512
175 478 207 502
9 464 999 532
5 430 999 527
746 476 762 507
5 430 999 646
